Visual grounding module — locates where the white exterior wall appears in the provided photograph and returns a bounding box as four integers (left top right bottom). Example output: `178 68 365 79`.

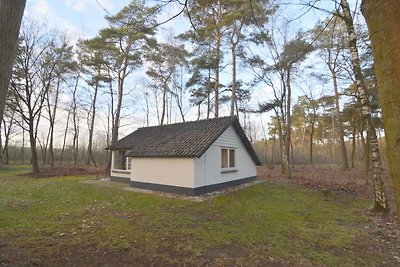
131 158 195 187
194 125 257 187
110 151 130 179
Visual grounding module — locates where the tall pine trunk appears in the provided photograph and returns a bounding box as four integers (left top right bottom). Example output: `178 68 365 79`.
340 0 389 211
362 0 400 217
86 81 99 166
214 31 221 118
231 41 237 117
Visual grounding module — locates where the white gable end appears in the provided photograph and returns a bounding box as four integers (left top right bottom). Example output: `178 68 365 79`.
194 125 257 187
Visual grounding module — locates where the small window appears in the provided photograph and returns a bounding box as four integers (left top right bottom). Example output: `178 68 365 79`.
229 149 235 168
114 150 129 170
221 148 228 168
126 157 131 170
221 148 236 169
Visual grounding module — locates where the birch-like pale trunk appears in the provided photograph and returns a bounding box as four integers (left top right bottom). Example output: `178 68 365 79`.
340 0 389 211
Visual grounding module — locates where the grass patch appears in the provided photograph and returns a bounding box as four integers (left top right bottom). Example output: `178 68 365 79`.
0 165 389 266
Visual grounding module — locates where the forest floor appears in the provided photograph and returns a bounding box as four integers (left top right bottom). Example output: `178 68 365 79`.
258 164 399 264
0 164 399 266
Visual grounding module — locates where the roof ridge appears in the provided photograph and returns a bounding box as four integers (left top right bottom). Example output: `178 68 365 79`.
136 116 237 130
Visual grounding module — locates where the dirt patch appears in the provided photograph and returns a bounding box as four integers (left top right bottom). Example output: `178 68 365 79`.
21 166 107 178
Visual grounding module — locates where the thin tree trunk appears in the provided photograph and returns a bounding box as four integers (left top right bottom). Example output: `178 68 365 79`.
362 0 400 220
331 113 336 163
207 69 211 119
106 81 114 171
2 112 14 165
231 41 237 117
276 114 285 175
71 74 80 166
351 125 356 168
270 138 275 169
331 68 349 169
46 77 60 167
21 128 25 164
285 69 292 178
86 81 99 166
28 118 40 174
110 48 130 151
60 106 71 166
309 121 315 165
214 31 221 118
160 84 167 125
340 0 389 211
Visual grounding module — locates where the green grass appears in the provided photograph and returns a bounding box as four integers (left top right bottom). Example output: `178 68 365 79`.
0 165 387 266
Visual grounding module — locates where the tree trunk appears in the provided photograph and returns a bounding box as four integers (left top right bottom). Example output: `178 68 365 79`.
160 84 167 125
309 120 315 165
331 67 349 169
362 0 400 217
270 138 275 169
351 125 356 168
47 77 60 167
28 119 40 174
0 0 26 126
214 31 221 118
340 0 389 211
21 128 25 164
285 69 292 178
231 40 237 117
110 49 130 151
86 81 99 166
71 74 80 166
60 106 71 166
207 69 211 119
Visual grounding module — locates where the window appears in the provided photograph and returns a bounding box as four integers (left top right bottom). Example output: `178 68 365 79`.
221 148 228 168
126 157 131 170
114 150 129 170
221 148 236 169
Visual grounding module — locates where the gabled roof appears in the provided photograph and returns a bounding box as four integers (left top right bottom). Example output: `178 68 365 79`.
107 116 261 165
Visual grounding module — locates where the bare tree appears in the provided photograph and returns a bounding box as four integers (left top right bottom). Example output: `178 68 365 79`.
10 21 59 174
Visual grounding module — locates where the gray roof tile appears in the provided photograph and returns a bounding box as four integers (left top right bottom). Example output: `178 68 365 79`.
106 116 261 165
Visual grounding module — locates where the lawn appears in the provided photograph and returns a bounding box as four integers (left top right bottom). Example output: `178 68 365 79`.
0 165 397 266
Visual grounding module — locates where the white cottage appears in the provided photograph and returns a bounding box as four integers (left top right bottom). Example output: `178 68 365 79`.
106 116 261 195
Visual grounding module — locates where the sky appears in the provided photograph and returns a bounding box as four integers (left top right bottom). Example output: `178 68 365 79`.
25 0 127 39
20 0 364 144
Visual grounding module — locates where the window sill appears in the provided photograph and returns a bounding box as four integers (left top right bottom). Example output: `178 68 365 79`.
221 169 238 174
112 169 131 174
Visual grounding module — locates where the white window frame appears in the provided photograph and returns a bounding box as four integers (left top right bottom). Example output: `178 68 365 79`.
221 147 236 171
113 150 130 171
126 157 131 170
